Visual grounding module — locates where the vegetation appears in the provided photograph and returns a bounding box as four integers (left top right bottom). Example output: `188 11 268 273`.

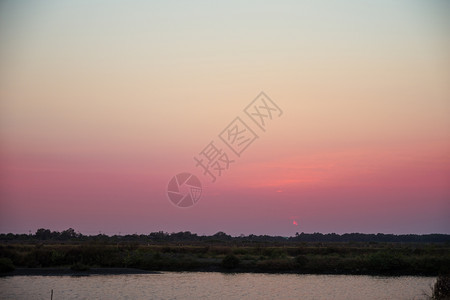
1 229 449 244
70 262 90 272
0 257 15 273
431 275 450 300
222 254 240 269
0 229 449 275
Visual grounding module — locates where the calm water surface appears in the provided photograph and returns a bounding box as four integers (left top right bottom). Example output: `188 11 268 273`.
0 272 435 300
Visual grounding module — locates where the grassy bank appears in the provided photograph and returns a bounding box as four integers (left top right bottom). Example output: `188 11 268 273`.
1 242 449 275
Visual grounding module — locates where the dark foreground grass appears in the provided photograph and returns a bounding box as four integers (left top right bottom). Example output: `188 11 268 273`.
1 242 449 276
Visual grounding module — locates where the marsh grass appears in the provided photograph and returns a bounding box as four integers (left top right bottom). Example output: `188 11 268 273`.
1 242 449 274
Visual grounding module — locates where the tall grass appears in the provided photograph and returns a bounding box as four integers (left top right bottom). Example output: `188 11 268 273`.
1 242 449 275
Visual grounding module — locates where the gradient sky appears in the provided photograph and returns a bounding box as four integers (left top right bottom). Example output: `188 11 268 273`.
1 0 449 236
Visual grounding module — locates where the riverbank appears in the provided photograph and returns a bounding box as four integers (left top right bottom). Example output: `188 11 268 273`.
1 242 449 276
1 266 441 277
2 267 161 276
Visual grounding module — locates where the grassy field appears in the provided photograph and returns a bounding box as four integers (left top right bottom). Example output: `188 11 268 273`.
1 241 449 275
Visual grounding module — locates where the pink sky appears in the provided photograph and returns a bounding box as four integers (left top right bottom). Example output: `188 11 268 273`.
1 1 449 235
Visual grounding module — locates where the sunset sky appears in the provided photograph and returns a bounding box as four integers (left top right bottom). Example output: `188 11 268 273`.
1 0 449 236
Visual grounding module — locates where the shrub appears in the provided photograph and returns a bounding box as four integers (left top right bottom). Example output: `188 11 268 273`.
70 262 90 271
0 257 15 273
432 275 450 300
222 254 240 269
366 251 408 273
294 255 309 268
256 259 294 271
262 248 287 259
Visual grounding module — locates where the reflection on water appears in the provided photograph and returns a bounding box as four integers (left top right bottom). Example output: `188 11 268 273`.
0 272 435 300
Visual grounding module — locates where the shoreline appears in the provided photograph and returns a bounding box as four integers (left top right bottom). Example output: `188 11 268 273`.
2 268 161 276
1 267 438 277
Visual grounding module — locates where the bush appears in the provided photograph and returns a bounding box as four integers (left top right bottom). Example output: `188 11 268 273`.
70 262 90 271
256 259 294 271
222 254 240 269
262 248 287 259
432 275 450 300
294 255 309 268
0 257 15 273
366 252 409 273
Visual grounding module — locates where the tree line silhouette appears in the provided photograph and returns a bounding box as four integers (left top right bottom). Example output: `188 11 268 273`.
1 228 449 244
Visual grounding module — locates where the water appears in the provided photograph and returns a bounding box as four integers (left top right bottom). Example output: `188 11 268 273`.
0 272 436 300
